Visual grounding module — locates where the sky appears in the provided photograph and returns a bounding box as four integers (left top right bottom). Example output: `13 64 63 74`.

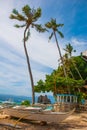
0 0 87 97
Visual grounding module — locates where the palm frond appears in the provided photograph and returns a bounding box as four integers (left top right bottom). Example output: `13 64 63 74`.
10 14 26 21
14 24 26 28
17 14 26 21
49 32 53 40
22 5 31 17
51 18 56 24
10 14 18 19
57 30 64 38
34 24 47 32
12 9 19 15
45 22 52 28
57 24 64 27
32 8 41 22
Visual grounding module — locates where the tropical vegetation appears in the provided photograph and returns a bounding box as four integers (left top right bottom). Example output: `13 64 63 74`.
34 55 87 100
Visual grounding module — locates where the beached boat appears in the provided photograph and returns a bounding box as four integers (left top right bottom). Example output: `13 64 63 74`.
3 107 75 123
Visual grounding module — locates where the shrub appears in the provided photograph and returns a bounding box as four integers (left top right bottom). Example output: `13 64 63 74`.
21 100 30 106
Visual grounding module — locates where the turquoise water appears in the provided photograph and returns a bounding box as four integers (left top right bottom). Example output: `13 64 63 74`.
0 94 55 105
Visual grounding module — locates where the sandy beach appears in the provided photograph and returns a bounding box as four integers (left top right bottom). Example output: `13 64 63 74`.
0 111 87 130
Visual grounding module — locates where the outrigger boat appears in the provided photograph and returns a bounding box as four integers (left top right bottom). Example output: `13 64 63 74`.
3 106 75 123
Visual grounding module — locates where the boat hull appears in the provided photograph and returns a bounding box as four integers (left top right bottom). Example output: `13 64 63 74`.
3 108 75 123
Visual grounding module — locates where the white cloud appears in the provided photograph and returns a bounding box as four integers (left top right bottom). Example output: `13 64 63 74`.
71 38 87 46
27 31 59 69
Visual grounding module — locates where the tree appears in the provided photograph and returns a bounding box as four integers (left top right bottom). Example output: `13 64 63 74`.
64 43 76 58
64 43 83 79
45 18 67 77
35 75 84 95
62 53 75 79
10 5 46 104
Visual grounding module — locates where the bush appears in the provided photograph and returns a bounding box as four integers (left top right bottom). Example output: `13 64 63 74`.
21 100 30 106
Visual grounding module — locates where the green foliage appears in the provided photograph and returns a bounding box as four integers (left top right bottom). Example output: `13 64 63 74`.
70 56 87 80
21 100 30 106
76 92 86 103
45 18 64 37
13 9 19 15
34 24 47 32
22 5 31 17
35 74 84 95
32 8 41 21
34 55 86 95
10 4 46 37
34 80 46 93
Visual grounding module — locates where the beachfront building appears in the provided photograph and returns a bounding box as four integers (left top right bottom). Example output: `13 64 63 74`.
82 50 87 62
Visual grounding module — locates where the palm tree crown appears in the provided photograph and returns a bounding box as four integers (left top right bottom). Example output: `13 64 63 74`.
45 18 64 40
10 5 46 41
64 43 76 58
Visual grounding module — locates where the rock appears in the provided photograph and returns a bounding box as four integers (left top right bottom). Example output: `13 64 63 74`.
37 95 51 104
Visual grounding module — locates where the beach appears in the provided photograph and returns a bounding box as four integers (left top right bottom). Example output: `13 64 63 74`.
0 111 87 130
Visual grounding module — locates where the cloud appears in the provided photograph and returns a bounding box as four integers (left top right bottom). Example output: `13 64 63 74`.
71 38 87 46
0 35 55 96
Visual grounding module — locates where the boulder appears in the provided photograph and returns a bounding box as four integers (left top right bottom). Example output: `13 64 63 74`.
37 95 51 104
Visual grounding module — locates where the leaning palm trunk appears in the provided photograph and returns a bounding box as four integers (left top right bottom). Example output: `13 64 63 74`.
66 67 75 79
71 60 83 80
53 31 67 77
24 26 35 104
69 69 75 79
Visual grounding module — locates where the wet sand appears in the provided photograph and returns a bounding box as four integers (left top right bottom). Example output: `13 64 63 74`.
0 112 87 130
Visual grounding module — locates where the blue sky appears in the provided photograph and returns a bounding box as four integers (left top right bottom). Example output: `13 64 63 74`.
0 0 87 96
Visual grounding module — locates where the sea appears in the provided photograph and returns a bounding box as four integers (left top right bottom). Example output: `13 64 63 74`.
0 94 55 105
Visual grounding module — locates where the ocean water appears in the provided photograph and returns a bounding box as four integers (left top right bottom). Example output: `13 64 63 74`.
0 94 55 105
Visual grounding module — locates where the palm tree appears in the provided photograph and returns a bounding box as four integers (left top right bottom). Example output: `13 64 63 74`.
45 18 67 77
10 5 46 104
62 53 75 79
64 43 76 58
64 43 83 80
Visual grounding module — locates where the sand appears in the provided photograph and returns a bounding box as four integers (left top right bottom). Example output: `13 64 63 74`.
0 112 87 130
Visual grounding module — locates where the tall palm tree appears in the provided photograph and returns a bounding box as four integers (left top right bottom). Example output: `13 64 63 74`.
64 43 83 80
45 18 67 77
10 5 46 104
